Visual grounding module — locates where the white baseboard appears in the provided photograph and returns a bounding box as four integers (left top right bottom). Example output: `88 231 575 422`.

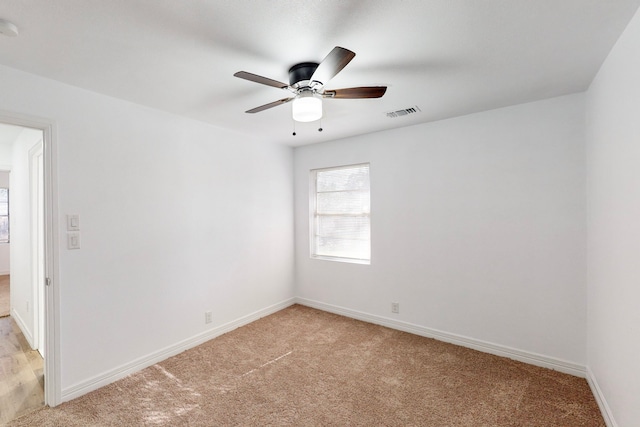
296 297 586 378
586 367 617 427
0 270 10 276
11 307 35 349
61 297 296 403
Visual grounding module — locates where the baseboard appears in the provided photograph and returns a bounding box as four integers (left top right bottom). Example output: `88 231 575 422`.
11 307 35 349
296 297 586 378
586 367 617 427
0 270 10 276
61 297 296 403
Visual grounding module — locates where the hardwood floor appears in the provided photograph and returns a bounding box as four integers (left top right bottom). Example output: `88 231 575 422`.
0 275 9 318
0 315 44 425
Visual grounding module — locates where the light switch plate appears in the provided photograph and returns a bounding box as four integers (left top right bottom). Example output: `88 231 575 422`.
67 232 81 249
67 214 80 231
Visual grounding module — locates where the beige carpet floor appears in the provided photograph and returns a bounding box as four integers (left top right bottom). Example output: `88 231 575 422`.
0 275 9 318
8 305 604 426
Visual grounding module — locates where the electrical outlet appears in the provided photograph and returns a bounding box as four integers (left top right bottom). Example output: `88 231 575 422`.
205 311 212 324
391 302 399 314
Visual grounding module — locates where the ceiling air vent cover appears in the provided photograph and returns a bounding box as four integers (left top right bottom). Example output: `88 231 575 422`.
386 106 421 118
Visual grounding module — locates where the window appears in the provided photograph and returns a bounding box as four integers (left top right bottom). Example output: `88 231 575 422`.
310 163 370 263
0 188 8 243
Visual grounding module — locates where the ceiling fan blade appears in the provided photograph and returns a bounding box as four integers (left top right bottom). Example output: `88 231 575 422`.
245 97 294 113
234 71 289 89
310 46 356 86
323 86 387 99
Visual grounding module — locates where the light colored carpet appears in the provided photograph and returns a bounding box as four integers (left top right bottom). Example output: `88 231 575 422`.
0 275 9 318
8 305 604 426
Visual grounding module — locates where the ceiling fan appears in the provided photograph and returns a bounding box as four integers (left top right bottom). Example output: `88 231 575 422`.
234 46 387 126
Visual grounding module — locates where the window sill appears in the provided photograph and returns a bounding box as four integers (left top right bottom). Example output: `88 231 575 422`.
310 255 370 265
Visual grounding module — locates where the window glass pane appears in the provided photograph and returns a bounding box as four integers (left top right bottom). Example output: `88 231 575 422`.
316 215 370 240
0 216 8 243
316 190 370 215
315 236 370 260
317 165 370 192
0 188 8 242
312 164 370 262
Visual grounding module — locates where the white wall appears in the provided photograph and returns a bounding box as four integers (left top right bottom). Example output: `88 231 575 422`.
0 171 9 275
295 94 586 366
0 143 13 168
0 171 9 187
0 64 294 399
585 6 640 427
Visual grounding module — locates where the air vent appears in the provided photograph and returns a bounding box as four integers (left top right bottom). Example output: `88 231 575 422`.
386 106 421 118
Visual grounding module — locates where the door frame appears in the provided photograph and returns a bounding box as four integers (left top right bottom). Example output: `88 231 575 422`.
0 110 60 406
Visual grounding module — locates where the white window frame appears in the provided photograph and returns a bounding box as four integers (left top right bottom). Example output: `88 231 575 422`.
309 163 371 264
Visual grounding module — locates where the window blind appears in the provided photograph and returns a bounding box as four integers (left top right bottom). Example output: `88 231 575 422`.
312 164 370 262
0 188 8 243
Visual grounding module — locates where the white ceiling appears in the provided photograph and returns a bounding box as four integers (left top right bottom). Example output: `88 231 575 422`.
1 1 639 147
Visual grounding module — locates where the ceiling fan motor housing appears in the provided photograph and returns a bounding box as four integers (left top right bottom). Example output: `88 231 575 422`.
234 46 386 117
289 62 319 86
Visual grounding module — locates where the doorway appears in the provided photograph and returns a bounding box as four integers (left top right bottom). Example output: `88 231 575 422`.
0 115 59 415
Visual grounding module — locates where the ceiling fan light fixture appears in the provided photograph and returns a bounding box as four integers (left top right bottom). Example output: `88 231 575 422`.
292 91 322 122
235 47 386 129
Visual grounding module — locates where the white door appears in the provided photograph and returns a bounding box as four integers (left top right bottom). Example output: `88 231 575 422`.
29 140 45 357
